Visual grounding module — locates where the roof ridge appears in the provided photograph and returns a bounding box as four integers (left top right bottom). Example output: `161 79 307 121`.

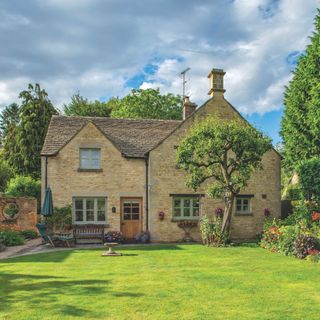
53 115 182 123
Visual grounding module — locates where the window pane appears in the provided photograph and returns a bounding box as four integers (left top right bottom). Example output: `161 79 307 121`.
97 211 105 221
91 159 100 168
124 206 131 214
80 159 90 168
86 199 94 210
237 205 242 211
243 205 249 212
183 207 190 217
243 199 249 205
173 208 181 217
236 199 242 206
184 199 191 207
132 214 139 220
80 149 90 158
132 206 140 213
97 199 105 211
75 210 83 221
124 213 131 220
174 199 181 207
91 149 100 159
75 199 83 210
86 211 94 221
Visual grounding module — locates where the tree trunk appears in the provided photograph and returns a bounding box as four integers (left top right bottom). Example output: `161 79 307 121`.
221 192 234 234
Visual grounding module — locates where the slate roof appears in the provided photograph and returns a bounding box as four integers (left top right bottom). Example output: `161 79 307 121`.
41 116 182 158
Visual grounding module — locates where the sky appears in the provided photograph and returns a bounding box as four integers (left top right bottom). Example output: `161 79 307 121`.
0 0 319 144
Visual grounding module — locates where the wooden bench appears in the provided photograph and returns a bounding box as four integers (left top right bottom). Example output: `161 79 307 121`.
73 224 105 244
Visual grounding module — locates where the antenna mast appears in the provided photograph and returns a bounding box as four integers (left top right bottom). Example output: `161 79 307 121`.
180 67 190 106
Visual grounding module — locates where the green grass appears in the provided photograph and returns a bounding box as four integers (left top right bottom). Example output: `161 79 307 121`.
1 244 319 320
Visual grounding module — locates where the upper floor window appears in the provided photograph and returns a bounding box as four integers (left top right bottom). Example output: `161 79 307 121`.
173 197 200 220
236 197 251 214
80 148 101 169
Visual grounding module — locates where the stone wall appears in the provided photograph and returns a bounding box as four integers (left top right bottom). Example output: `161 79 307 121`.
149 94 281 242
0 197 37 231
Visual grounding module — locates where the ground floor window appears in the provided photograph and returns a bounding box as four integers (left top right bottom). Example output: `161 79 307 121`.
73 197 106 224
235 196 251 214
173 197 200 220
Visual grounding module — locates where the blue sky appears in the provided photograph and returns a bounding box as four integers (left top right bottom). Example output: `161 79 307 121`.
0 0 319 144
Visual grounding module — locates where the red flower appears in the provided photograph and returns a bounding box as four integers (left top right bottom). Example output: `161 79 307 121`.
312 211 320 222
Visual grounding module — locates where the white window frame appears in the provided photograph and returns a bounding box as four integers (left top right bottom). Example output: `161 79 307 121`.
72 197 107 224
172 197 200 220
79 148 101 169
235 197 251 214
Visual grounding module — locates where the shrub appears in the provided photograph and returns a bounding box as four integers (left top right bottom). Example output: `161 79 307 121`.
45 206 72 232
5 175 41 198
199 215 228 246
5 175 41 213
20 230 38 240
285 201 313 226
0 229 25 246
260 219 301 256
293 234 320 259
0 235 6 252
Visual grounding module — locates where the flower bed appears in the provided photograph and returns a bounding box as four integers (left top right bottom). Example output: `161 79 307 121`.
260 201 320 262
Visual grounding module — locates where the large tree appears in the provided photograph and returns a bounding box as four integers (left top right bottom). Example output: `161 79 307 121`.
64 93 115 117
176 117 272 234
281 10 320 169
4 84 58 178
110 88 182 120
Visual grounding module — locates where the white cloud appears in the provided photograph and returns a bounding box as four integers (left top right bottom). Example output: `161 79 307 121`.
0 0 319 115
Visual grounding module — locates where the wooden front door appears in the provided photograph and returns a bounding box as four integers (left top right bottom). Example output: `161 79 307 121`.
121 198 142 240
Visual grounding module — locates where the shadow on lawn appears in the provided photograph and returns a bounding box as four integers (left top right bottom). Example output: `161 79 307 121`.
0 250 74 263
0 272 144 318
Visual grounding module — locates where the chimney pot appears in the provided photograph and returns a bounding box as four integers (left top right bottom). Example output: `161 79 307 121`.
183 96 197 120
208 68 225 97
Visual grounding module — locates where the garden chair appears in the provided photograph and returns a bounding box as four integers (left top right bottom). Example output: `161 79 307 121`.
36 223 55 247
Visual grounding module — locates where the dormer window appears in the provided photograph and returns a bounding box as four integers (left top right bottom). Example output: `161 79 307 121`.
79 148 101 170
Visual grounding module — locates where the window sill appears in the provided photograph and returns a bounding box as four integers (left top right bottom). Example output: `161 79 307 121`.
77 168 103 172
73 223 109 227
171 218 199 222
234 213 253 216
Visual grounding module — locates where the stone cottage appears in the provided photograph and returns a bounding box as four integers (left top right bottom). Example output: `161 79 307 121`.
41 68 281 242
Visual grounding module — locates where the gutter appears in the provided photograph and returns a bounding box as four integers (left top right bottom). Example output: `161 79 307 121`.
144 154 149 231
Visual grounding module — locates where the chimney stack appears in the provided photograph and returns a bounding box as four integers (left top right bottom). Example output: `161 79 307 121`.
183 96 197 120
208 68 225 97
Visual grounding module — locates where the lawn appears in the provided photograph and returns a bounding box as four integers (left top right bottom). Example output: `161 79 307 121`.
0 245 319 320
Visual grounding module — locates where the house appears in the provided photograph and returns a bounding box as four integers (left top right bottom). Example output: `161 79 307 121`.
41 68 281 242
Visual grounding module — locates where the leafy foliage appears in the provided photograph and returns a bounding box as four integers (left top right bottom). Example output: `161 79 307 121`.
281 10 320 169
293 234 320 259
177 116 272 234
199 215 228 246
5 176 41 198
0 103 20 140
296 157 320 202
45 206 72 232
20 230 38 240
0 151 14 192
0 229 25 246
63 93 115 117
110 88 182 120
2 84 58 178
